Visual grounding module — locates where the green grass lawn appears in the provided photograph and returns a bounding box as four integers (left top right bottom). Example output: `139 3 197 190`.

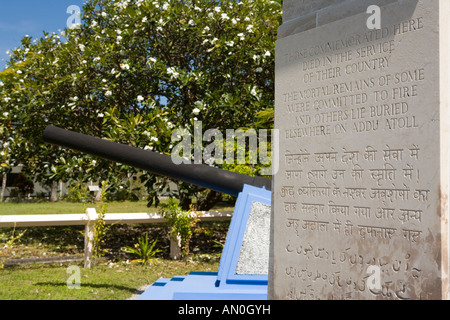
0 257 220 300
0 200 156 215
0 200 231 300
0 200 235 215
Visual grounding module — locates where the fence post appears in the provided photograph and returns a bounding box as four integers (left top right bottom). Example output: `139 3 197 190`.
84 208 97 268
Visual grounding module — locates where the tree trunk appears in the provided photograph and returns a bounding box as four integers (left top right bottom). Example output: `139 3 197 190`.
0 174 6 202
50 180 58 202
196 190 223 211
177 183 192 210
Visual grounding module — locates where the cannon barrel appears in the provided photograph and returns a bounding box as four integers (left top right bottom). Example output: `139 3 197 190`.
43 125 271 197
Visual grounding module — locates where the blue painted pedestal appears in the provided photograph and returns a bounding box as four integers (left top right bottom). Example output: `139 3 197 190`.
138 185 271 300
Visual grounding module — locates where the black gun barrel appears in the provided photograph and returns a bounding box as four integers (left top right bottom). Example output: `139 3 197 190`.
43 125 271 197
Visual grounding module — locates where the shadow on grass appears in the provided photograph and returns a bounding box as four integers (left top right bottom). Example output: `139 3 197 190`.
34 281 137 293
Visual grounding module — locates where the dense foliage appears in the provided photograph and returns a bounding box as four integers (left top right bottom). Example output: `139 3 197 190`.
0 0 281 209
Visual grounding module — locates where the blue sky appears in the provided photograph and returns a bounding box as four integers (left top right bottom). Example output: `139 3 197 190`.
0 0 85 70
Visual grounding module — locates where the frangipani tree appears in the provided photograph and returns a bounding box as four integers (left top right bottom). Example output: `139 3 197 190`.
0 0 281 209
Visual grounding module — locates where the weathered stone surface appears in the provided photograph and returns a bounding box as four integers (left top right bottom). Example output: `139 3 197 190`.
236 201 271 275
317 0 399 27
278 12 317 40
271 0 450 300
283 0 341 23
280 0 398 39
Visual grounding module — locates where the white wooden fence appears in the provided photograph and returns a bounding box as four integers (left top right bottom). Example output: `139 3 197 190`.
0 209 232 268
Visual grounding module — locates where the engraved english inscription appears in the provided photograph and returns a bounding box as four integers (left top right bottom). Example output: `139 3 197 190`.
274 1 442 300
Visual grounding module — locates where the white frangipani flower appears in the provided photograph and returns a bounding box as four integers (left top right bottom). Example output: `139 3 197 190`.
167 67 179 78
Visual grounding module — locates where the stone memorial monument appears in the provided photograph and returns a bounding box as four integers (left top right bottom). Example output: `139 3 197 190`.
271 0 450 299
